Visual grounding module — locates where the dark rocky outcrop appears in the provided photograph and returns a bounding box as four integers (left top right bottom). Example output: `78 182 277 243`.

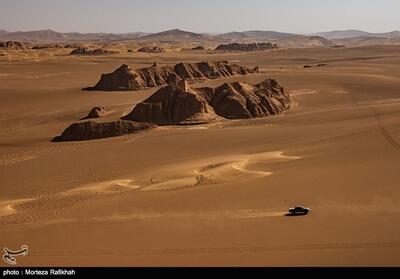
0 41 26 50
69 47 117 55
52 121 155 142
202 79 291 119
83 61 259 91
81 106 106 120
32 44 63 49
54 79 289 141
124 78 291 125
215 42 278 51
166 72 182 85
192 46 205 50
137 46 165 53
303 64 327 68
123 80 218 125
64 43 84 49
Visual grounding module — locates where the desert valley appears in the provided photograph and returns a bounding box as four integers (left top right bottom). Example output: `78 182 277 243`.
1 27 400 266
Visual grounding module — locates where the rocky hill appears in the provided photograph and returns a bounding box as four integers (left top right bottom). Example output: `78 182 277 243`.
201 79 291 119
124 78 291 125
81 107 106 120
215 42 277 51
138 29 209 42
137 46 165 53
123 80 218 125
275 35 334 48
52 121 155 142
191 46 205 50
70 47 117 55
83 61 259 91
0 41 26 50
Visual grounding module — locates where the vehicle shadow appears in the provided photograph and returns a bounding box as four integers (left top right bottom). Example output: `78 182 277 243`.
285 213 309 217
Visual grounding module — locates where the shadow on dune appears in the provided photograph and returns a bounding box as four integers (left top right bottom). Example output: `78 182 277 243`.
285 213 309 217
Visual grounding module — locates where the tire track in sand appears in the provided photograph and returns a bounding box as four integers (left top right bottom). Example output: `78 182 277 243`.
346 87 400 152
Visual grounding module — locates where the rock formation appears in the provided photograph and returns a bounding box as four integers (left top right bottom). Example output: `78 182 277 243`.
81 106 106 120
64 43 84 49
32 44 63 49
0 41 26 50
69 47 117 55
201 79 291 119
166 72 182 85
123 80 218 125
275 35 334 48
124 78 291 125
215 42 277 51
192 46 205 50
303 64 327 68
52 121 155 142
137 46 165 53
54 79 289 141
83 61 259 91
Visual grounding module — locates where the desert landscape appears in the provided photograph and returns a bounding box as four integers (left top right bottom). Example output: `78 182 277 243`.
1 1 400 267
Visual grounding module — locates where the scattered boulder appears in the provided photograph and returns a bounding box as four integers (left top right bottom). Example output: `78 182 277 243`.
124 78 291 125
0 41 26 50
52 121 155 142
70 47 117 55
137 46 165 53
215 43 277 52
83 61 259 91
127 49 134 53
81 106 106 120
303 65 312 68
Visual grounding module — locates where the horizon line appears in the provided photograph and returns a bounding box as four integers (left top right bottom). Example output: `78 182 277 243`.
1 28 400 35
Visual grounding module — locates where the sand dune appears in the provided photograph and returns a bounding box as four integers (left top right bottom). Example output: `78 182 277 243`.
68 179 141 193
0 151 298 226
0 199 35 217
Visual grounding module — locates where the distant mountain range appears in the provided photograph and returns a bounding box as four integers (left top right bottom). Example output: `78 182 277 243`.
212 30 295 41
1 28 399 47
313 29 400 39
138 29 208 42
331 36 400 47
0 29 148 42
0 28 308 42
243 30 295 39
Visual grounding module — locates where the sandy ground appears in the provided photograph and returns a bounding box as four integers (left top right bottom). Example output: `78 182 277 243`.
0 45 400 266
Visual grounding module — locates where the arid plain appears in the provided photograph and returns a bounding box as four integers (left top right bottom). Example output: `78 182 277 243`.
1 43 400 266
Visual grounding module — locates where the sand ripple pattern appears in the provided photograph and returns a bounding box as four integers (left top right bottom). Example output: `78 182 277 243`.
0 151 300 225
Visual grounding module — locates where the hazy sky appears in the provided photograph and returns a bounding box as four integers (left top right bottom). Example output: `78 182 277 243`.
1 0 399 34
